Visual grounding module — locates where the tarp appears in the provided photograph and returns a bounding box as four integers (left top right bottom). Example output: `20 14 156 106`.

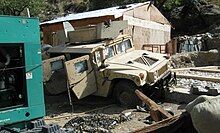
186 95 220 133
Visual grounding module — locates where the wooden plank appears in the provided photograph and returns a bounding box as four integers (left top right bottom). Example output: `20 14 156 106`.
176 73 220 82
150 108 162 121
190 68 220 73
124 15 170 32
134 115 180 133
171 66 219 72
135 90 173 119
149 5 170 25
133 26 150 50
123 25 134 38
133 5 150 20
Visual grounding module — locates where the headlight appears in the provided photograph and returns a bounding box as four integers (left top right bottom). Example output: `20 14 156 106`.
153 71 158 80
139 73 145 80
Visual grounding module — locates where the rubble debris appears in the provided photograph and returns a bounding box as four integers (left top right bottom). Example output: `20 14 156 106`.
176 78 220 94
171 50 219 68
191 85 219 96
134 115 180 133
133 90 196 133
174 33 220 53
167 66 220 103
177 35 203 52
63 113 132 132
135 90 173 122
134 112 197 133
136 106 148 113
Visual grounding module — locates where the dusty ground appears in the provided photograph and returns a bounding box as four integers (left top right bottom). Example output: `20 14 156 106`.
44 68 220 132
44 92 186 132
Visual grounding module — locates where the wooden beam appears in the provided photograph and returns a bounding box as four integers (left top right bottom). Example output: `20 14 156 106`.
176 74 220 82
189 68 220 73
171 66 219 72
150 108 162 121
134 115 180 133
135 90 172 120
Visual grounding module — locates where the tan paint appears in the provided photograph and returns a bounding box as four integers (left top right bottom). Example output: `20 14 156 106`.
42 55 65 82
65 55 97 99
44 34 170 98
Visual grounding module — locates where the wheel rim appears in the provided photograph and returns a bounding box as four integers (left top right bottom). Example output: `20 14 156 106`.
119 91 132 107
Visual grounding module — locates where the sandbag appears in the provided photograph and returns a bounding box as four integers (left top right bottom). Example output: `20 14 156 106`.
186 95 214 112
186 95 220 133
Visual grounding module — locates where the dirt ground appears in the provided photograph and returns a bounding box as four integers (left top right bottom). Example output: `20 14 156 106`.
44 91 186 132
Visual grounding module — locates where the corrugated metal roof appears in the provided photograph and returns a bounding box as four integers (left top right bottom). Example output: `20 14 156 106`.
40 2 149 25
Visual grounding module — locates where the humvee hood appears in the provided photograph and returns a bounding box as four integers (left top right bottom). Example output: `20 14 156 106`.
106 50 167 71
104 50 169 85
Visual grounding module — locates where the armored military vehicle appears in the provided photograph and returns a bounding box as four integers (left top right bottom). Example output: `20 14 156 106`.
43 21 173 107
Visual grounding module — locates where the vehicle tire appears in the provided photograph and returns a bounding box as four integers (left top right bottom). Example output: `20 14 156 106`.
114 80 141 108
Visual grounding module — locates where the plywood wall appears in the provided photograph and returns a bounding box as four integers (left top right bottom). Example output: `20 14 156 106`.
41 3 171 51
122 4 171 50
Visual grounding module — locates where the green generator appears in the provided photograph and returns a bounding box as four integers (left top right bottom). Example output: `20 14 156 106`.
0 16 45 129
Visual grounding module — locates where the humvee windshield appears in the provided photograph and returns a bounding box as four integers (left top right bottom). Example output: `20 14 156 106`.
116 39 132 54
95 39 133 64
104 46 114 58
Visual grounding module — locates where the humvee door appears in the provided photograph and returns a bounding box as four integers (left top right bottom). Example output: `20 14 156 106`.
42 55 67 95
65 55 97 99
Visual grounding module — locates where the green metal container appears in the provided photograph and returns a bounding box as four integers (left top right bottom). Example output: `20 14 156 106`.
0 16 45 128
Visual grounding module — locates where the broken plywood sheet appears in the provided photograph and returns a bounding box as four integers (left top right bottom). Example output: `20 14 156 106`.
133 26 150 49
150 6 170 25
149 29 164 44
123 15 170 32
123 25 134 38
133 5 150 20
133 25 170 49
164 31 171 45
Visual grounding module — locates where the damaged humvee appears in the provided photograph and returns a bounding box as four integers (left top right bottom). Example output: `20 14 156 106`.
42 21 173 107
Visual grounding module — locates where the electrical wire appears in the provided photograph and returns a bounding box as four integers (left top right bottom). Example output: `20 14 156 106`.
0 64 42 72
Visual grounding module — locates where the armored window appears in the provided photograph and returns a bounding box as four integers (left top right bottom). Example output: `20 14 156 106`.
75 60 88 73
51 60 64 71
95 51 101 64
117 39 132 54
104 46 114 59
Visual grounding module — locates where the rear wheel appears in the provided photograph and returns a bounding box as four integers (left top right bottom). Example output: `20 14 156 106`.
114 80 141 108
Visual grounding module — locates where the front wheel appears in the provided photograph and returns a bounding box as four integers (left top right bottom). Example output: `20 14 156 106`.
114 80 141 108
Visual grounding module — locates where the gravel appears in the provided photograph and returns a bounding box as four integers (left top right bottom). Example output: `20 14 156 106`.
63 113 132 133
176 78 220 92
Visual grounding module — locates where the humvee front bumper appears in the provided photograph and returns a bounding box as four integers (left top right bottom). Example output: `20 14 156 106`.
141 71 176 100
148 71 176 89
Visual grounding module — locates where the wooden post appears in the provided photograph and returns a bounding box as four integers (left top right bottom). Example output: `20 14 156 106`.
135 90 172 121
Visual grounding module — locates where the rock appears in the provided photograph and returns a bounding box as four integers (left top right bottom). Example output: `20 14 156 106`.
171 49 219 68
64 113 132 132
